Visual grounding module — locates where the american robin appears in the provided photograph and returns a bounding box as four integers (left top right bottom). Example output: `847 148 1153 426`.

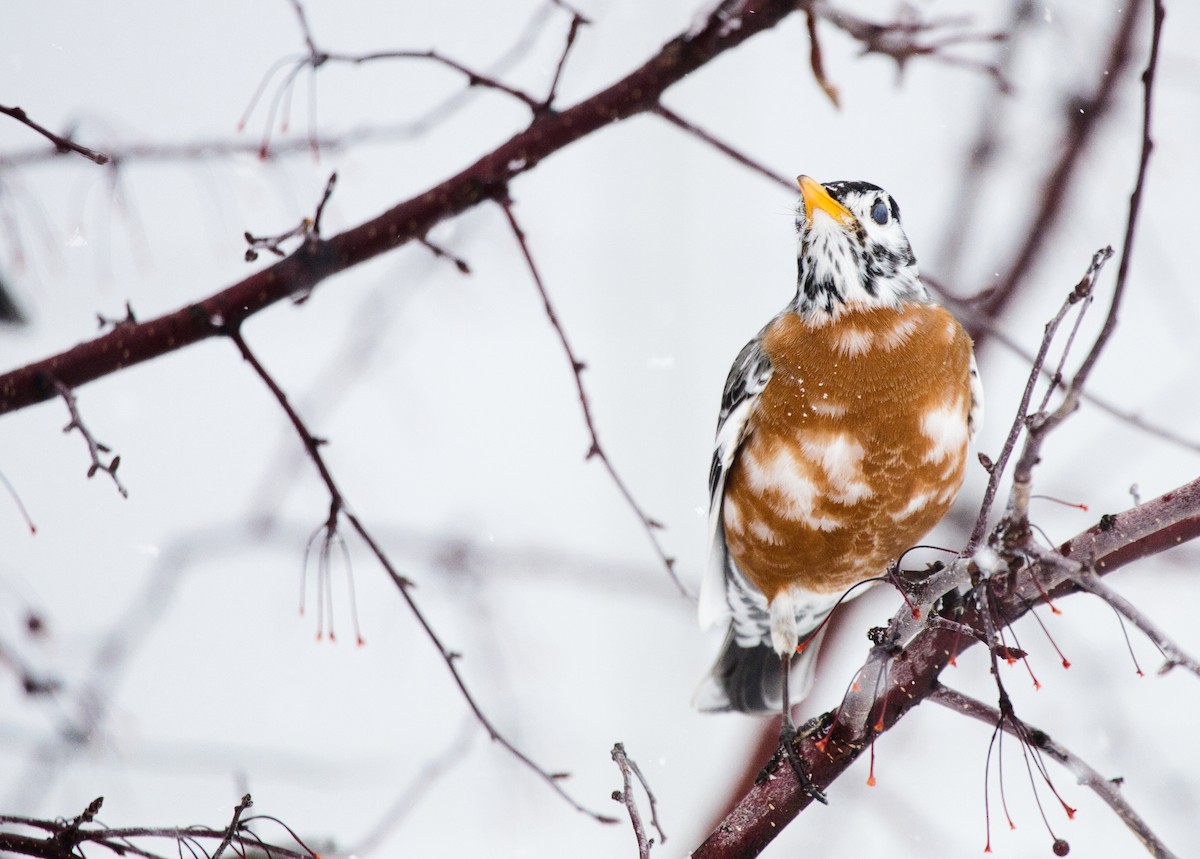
695 176 981 790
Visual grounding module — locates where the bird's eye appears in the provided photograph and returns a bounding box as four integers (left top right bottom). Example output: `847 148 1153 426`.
870 199 889 225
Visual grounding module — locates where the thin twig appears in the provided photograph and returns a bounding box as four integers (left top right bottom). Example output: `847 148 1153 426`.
1061 561 1200 679
611 743 660 858
210 794 252 859
966 248 1111 550
244 173 337 262
1003 248 1114 532
999 0 1163 537
0 469 37 534
497 196 688 597
0 104 111 164
927 277 1200 455
652 105 794 192
932 684 1179 859
813 5 1008 86
53 379 128 498
225 325 616 824
624 747 666 846
543 9 591 110
805 9 840 108
243 0 575 155
968 0 1144 345
418 237 471 274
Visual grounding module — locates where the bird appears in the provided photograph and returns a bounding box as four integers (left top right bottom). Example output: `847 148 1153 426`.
695 175 981 791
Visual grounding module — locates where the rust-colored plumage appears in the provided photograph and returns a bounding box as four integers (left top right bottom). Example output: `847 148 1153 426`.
723 305 972 601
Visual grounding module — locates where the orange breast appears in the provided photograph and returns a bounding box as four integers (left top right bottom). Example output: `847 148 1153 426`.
722 304 973 601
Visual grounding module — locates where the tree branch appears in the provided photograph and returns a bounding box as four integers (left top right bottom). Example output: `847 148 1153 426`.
930 684 1179 859
0 104 111 165
226 326 616 823
967 0 1144 345
692 474 1200 857
0 0 802 417
498 196 686 595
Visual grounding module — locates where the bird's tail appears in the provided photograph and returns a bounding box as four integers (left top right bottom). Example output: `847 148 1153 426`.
693 625 829 714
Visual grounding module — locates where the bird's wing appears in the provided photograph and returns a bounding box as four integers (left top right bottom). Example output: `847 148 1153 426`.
698 329 774 629
967 351 983 443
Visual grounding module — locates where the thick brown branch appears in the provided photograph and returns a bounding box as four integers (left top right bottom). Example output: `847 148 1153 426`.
692 474 1200 858
0 0 800 417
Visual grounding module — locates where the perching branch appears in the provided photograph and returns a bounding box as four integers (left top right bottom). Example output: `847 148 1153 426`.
693 473 1200 858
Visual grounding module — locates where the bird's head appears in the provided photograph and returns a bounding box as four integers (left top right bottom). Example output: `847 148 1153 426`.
792 175 927 322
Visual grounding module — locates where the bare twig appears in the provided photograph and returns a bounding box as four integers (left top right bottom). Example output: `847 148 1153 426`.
53 380 128 498
968 0 1144 345
1062 562 1200 679
652 105 793 192
0 470 36 534
0 7 562 170
932 684 1179 859
210 795 252 859
417 236 471 273
966 248 1112 550
242 0 579 155
0 801 318 859
813 5 1007 87
1000 247 1113 534
244 173 337 262
225 325 615 823
543 8 591 110
497 196 687 596
997 0 1162 539
0 104 110 165
805 9 840 108
611 742 665 858
927 277 1200 456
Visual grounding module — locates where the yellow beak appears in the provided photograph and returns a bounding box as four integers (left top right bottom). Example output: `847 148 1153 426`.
797 175 853 226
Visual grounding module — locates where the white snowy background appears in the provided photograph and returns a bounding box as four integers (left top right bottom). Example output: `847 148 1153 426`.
2 1 1199 856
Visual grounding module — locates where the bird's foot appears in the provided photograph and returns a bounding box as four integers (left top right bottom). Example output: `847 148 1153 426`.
755 718 828 804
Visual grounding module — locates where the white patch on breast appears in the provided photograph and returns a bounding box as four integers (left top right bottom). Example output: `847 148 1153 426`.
723 495 745 533
833 326 874 357
740 443 843 530
921 398 968 464
809 399 847 417
749 518 781 544
890 488 935 520
801 433 873 504
880 314 920 350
